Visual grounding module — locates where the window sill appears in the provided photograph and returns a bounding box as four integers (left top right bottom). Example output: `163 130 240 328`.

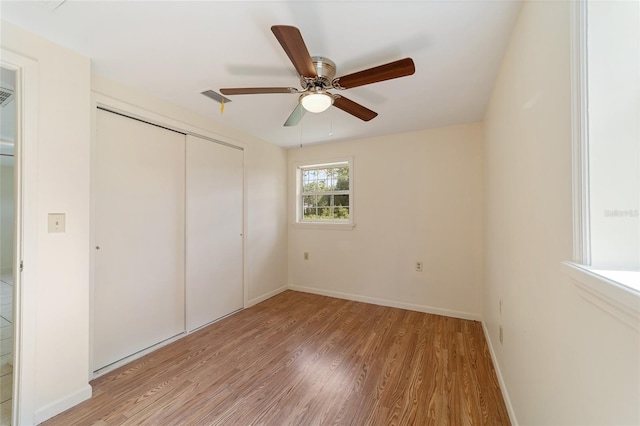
291 222 355 231
561 261 640 330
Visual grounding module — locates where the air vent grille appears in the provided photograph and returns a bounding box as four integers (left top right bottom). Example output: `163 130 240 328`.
201 90 231 105
0 87 14 107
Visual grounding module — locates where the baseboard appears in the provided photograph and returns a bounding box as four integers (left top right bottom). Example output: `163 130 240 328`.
35 384 92 424
481 321 518 425
247 285 288 308
288 285 481 321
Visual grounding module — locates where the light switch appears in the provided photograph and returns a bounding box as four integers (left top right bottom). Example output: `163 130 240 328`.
48 213 66 233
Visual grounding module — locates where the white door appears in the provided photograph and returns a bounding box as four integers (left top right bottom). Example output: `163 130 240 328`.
186 135 243 332
94 109 185 371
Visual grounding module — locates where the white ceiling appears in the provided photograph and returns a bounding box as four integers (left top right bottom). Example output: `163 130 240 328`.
1 1 521 148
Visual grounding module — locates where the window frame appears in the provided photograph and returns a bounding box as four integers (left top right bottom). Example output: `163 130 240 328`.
570 0 591 266
564 0 640 325
293 157 355 230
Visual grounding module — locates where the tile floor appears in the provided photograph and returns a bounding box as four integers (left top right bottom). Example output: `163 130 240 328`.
0 274 12 426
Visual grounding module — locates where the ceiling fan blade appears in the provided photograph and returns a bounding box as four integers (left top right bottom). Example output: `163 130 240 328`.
333 96 378 122
271 25 317 79
334 58 415 89
220 87 298 95
284 103 306 127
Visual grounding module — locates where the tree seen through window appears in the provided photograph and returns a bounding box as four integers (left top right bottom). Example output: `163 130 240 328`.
301 165 350 221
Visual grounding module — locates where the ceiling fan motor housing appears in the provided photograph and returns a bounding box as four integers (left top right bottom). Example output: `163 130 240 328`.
300 56 337 90
220 25 415 125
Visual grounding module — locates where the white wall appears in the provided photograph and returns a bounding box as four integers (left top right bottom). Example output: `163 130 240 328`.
483 2 640 424
1 20 93 422
288 123 483 319
91 75 289 307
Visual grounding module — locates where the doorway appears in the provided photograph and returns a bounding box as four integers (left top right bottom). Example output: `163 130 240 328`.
0 67 16 425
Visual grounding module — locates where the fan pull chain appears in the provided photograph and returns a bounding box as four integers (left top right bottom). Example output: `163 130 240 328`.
329 107 334 137
220 98 225 114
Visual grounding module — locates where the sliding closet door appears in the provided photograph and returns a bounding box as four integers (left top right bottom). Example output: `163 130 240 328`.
94 109 185 371
186 135 243 331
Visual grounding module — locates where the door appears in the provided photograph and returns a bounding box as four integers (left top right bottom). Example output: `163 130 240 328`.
186 135 243 331
94 109 185 371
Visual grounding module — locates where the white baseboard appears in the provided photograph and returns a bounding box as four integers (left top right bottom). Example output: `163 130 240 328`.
247 285 288 308
35 384 92 424
288 285 481 321
481 321 518 425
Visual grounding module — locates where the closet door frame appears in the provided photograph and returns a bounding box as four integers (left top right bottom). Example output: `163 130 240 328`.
89 93 248 377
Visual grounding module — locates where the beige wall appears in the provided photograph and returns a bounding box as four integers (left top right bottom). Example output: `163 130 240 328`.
1 20 92 423
483 1 640 424
1 20 288 423
288 123 483 319
5 2 639 424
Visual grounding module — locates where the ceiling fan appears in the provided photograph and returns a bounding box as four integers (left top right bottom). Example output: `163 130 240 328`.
220 25 416 127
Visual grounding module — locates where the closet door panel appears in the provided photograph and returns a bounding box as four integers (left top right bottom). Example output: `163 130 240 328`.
186 135 243 331
94 109 185 371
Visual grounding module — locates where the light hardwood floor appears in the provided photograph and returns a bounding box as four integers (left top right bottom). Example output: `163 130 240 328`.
43 291 510 425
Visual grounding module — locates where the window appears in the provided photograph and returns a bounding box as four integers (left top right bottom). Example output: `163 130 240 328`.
295 158 353 227
569 0 639 292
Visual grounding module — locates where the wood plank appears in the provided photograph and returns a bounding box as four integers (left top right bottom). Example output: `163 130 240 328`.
42 291 510 425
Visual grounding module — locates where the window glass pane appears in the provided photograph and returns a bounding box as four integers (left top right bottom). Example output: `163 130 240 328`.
336 167 349 190
302 194 315 218
587 0 640 269
335 207 349 220
303 195 315 208
303 205 317 219
334 194 349 207
317 194 330 207
317 207 331 219
299 162 351 222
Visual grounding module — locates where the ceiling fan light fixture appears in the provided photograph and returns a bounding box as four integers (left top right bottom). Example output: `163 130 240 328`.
300 92 333 113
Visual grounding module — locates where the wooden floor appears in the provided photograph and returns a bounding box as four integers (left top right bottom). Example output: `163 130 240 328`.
43 291 510 425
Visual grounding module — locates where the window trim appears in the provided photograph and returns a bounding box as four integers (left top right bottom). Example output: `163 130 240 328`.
569 0 591 266
292 157 355 230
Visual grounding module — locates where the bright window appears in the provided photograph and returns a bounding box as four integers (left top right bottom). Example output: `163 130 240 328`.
586 0 639 271
296 159 353 226
571 0 640 291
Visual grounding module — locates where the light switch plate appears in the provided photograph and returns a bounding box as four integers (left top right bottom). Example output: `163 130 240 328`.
48 213 66 233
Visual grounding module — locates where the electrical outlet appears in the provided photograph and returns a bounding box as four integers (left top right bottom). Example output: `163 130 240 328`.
499 325 503 345
415 261 423 272
303 252 309 261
